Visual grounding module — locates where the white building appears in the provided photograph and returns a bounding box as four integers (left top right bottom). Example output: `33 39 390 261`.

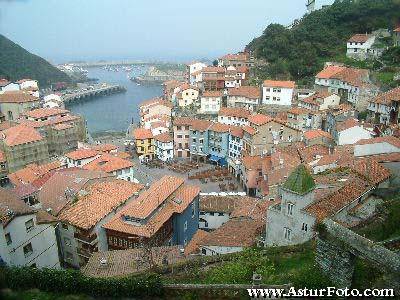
314 64 379 110
176 83 199 108
217 107 250 127
354 136 400 157
226 86 261 112
346 34 383 61
154 133 174 162
0 189 60 268
65 149 101 168
262 80 295 106
0 82 20 93
335 118 374 145
187 62 207 85
199 91 222 115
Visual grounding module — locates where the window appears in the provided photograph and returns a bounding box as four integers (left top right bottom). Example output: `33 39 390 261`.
184 238 187 246
218 212 224 216
302 223 308 232
287 203 294 216
25 219 34 232
202 248 207 255
191 202 196 218
5 233 12 245
64 237 72 246
177 134 182 138
23 243 33 257
284 228 292 241
184 221 187 232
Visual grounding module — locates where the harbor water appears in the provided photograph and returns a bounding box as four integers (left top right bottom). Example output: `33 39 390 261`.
66 67 163 134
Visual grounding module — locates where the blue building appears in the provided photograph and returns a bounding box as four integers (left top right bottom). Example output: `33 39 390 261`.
207 123 230 166
189 120 212 163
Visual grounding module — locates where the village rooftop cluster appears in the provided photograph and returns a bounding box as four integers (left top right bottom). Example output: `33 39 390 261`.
0 26 399 277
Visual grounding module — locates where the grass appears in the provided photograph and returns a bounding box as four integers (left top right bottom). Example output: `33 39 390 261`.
1 289 92 300
355 195 400 242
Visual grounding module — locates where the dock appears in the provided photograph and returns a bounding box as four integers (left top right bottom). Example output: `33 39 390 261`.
62 84 126 103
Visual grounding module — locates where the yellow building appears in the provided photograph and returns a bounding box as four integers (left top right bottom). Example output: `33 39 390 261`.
133 128 154 162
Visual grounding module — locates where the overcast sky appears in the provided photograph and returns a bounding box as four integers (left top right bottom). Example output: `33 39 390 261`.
0 0 334 63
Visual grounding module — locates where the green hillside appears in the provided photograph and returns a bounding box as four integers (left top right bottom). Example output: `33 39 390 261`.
247 0 400 85
0 34 71 88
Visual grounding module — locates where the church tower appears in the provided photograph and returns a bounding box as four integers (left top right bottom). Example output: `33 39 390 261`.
306 0 316 14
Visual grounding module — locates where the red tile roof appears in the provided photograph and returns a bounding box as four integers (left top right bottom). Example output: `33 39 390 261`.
65 149 99 161
185 230 210 255
348 33 372 43
59 180 143 230
220 53 249 61
304 129 333 140
370 87 400 105
248 114 272 126
2 124 43 146
243 125 257 135
133 128 153 140
154 133 173 143
91 144 118 153
83 154 133 173
316 65 370 87
355 136 400 148
263 80 295 89
210 122 231 133
395 27 400 32
227 86 261 99
8 161 62 187
242 155 265 170
0 91 39 103
202 91 223 97
191 120 212 131
173 117 195 127
24 108 68 119
336 118 361 132
218 107 251 119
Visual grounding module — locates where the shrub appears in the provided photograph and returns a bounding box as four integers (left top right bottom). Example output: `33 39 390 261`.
1 266 163 298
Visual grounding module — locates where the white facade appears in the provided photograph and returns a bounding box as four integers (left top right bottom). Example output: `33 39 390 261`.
2 214 60 268
218 115 249 127
66 155 100 168
227 95 260 112
113 167 137 182
199 95 221 114
0 83 20 93
354 141 400 157
262 85 294 106
199 211 229 230
155 140 174 162
150 125 169 136
346 35 380 60
337 126 373 145
19 80 39 91
178 88 199 107
228 134 243 160
188 62 207 85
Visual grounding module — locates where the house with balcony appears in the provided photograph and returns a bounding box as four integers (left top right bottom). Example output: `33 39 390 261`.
65 149 101 168
199 67 226 91
227 126 244 178
217 107 250 127
367 87 400 125
103 176 200 250
314 63 379 110
0 188 60 269
57 180 143 268
173 117 193 159
187 62 207 85
217 52 254 68
207 123 231 166
262 80 295 107
154 133 174 162
226 86 261 112
190 120 212 163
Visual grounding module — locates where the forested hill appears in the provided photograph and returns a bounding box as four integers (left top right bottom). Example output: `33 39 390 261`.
247 0 400 84
0 34 71 88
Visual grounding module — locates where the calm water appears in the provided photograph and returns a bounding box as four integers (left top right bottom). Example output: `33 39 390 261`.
66 67 163 134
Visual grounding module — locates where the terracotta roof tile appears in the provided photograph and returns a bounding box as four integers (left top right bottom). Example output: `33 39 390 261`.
263 80 295 89
200 195 260 214
173 117 195 127
336 118 361 132
370 87 400 105
242 155 265 170
59 180 143 230
185 230 210 255
304 129 333 140
65 149 99 161
133 128 153 140
202 91 223 98
24 108 68 119
218 107 251 119
1 124 43 146
154 133 173 143
0 91 39 103
91 144 118 153
348 33 372 43
8 161 62 187
210 122 231 133
248 114 272 126
227 86 261 99
356 136 400 148
191 120 212 131
83 154 133 173
243 125 257 135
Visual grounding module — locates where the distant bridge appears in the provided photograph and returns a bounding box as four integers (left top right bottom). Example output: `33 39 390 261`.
61 60 160 68
62 84 126 103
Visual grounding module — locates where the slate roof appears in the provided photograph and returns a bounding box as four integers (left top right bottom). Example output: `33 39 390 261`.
282 164 316 195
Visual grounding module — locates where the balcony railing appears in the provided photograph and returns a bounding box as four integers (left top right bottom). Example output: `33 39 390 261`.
74 232 97 245
77 247 91 258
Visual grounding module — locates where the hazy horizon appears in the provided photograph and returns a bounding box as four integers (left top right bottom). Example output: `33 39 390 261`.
0 0 334 64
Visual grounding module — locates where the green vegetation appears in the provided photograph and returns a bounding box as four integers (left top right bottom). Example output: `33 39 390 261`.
0 34 71 88
0 267 162 299
247 0 400 85
355 194 400 242
1 290 92 300
282 164 316 195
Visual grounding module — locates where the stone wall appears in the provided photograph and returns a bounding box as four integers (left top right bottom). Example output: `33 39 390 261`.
316 219 400 291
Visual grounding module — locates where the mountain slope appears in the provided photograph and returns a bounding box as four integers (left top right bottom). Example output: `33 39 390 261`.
0 34 71 88
247 0 400 84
